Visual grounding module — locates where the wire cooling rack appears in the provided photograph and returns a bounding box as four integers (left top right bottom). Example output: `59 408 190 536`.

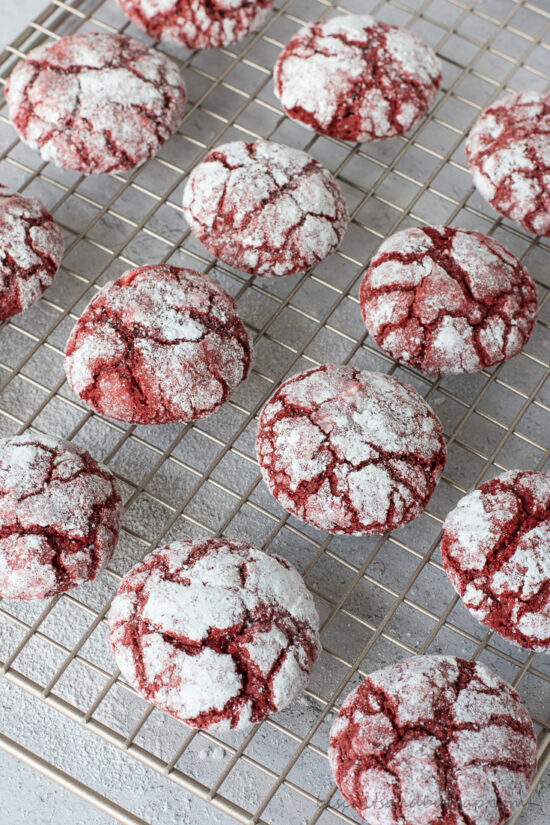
0 0 549 823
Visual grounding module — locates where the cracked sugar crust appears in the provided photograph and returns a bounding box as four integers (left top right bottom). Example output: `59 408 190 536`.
0 433 123 600
329 655 537 825
64 264 252 425
6 32 187 175
108 538 321 730
466 91 550 236
182 140 349 278
360 225 538 379
116 0 272 50
442 471 550 652
0 185 64 321
274 15 441 143
255 364 446 535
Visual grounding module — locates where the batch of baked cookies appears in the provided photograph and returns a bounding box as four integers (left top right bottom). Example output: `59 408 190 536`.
0 5 548 824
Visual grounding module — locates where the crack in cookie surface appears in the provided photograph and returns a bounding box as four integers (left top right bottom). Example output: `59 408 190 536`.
108 538 320 730
0 185 64 321
6 33 187 174
329 655 537 825
117 0 272 50
360 225 538 378
65 264 252 425
442 470 550 651
182 140 349 277
0 433 123 600
255 364 446 535
466 90 550 236
274 15 441 142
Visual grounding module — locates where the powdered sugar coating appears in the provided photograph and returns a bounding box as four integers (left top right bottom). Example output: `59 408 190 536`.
442 470 550 651
274 15 441 143
108 538 320 730
116 0 272 50
360 225 538 378
65 264 252 425
0 433 123 600
329 655 537 825
466 91 550 236
182 139 349 277
0 185 64 321
256 364 446 535
6 33 187 175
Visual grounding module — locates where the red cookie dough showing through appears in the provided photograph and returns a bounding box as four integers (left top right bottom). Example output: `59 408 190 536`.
466 90 550 236
116 0 272 50
256 365 446 535
0 433 123 600
359 225 538 378
108 538 320 730
0 185 64 321
442 470 550 651
182 139 349 278
6 33 187 175
274 15 441 143
65 265 252 425
329 655 537 825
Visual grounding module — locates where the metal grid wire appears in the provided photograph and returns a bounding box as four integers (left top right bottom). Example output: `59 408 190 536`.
0 0 549 823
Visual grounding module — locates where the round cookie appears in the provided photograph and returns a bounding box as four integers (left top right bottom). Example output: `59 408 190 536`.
274 15 441 143
0 185 64 321
255 364 446 535
442 470 550 651
466 90 550 236
182 139 349 277
65 264 252 425
116 0 272 50
6 33 187 175
0 433 123 600
108 538 320 730
359 225 538 378
329 655 537 825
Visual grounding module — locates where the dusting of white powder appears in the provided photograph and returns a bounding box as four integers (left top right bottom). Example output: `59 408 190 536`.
257 365 445 535
0 186 64 317
65 265 251 425
0 432 122 600
329 656 536 825
182 139 348 278
108 539 320 730
492 523 550 600
443 488 517 570
443 470 550 650
6 33 186 175
274 15 441 142
117 0 270 50
360 225 537 378
466 90 550 236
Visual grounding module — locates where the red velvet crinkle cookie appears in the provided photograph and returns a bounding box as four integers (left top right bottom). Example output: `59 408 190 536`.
360 225 538 378
256 365 446 535
274 15 441 143
6 33 186 175
65 264 252 425
329 655 537 825
0 433 123 600
466 91 550 236
182 140 349 277
116 0 272 50
442 470 550 651
108 538 320 730
0 185 64 321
